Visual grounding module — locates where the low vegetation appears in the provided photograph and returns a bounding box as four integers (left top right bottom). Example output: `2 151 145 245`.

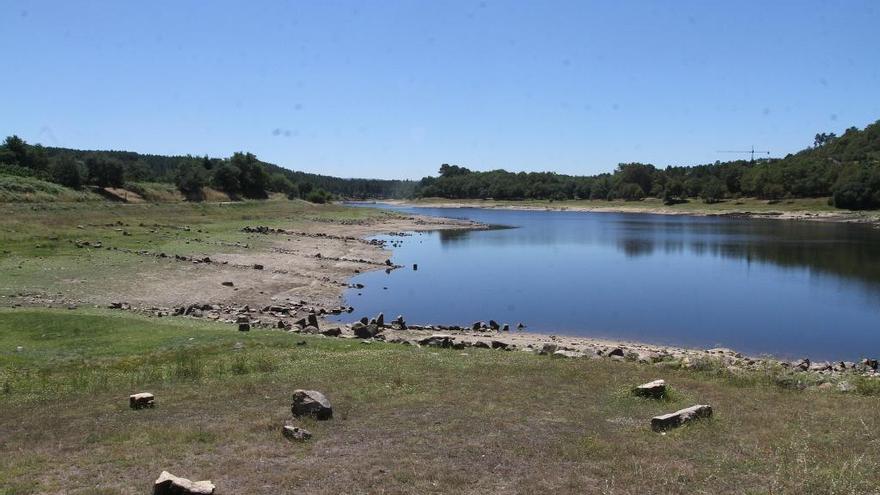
1 309 879 494
0 175 101 203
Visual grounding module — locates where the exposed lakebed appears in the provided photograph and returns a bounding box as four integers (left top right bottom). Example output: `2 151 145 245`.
332 205 880 361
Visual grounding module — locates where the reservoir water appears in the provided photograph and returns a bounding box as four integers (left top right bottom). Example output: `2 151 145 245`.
333 205 880 361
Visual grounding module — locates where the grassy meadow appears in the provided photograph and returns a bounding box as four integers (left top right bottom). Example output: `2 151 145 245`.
1 308 879 494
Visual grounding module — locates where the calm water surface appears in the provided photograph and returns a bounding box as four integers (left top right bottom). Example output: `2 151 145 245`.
333 205 880 360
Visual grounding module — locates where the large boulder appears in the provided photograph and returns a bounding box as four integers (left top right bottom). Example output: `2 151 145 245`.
320 327 342 337
291 389 333 420
651 404 712 431
633 379 667 399
153 471 215 495
375 312 385 327
352 322 379 339
129 392 155 409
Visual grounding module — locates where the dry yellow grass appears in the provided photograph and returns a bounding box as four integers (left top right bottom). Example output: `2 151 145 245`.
1 309 879 494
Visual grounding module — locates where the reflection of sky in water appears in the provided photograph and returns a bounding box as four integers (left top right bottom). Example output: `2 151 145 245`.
333 206 880 361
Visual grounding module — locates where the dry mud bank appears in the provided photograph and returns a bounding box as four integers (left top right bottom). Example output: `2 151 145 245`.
380 199 880 225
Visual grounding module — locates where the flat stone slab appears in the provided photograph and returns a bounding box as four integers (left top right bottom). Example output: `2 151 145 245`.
633 379 667 399
129 392 155 409
651 404 712 431
153 471 215 495
552 349 585 358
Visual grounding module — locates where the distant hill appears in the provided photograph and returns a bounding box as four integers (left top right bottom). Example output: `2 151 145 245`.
0 138 415 201
414 119 880 209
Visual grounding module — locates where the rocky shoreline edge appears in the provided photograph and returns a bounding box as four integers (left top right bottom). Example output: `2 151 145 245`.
22 300 874 392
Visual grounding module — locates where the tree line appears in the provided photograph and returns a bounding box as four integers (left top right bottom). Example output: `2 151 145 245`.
415 120 880 210
0 137 415 202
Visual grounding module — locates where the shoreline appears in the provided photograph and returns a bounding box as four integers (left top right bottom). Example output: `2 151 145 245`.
368 199 880 225
3 200 877 379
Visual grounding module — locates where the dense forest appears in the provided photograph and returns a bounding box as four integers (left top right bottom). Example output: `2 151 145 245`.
415 120 880 209
0 140 415 202
2 119 878 208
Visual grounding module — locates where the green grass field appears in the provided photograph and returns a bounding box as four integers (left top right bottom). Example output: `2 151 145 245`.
2 309 879 494
0 199 397 306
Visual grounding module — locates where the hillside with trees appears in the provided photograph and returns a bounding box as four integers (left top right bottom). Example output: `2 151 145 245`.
415 120 880 210
0 138 416 202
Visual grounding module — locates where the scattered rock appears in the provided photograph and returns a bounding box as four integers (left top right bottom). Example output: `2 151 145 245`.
238 322 251 332
376 312 385 327
221 281 234 287
320 327 342 337
633 379 667 399
651 404 713 431
153 471 215 495
538 343 558 355
307 312 320 329
791 358 810 371
419 334 454 348
552 349 584 358
253 264 264 270
490 340 509 350
282 425 312 441
352 322 379 339
292 389 333 420
129 392 155 409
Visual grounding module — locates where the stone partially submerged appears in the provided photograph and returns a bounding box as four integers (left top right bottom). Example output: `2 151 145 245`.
153 471 215 495
129 392 155 409
292 389 333 420
633 379 667 399
651 404 712 431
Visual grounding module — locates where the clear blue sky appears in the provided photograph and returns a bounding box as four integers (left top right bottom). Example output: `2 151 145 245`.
2 1 878 179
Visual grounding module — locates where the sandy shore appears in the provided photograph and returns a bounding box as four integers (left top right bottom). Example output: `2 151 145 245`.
373 199 880 225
